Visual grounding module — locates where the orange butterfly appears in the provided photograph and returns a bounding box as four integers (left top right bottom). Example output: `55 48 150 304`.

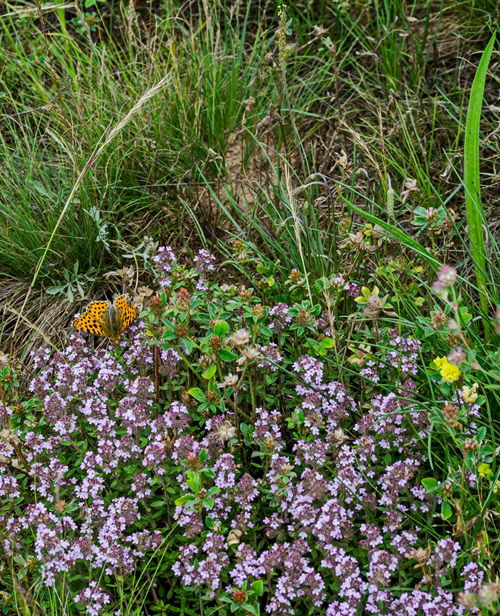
73 295 138 342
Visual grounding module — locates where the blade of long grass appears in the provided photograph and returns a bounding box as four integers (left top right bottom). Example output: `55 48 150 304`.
463 33 496 333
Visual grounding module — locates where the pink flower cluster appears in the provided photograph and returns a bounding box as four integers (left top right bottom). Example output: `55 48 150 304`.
0 248 489 615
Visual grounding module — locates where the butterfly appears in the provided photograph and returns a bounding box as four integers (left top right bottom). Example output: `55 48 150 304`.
73 295 138 342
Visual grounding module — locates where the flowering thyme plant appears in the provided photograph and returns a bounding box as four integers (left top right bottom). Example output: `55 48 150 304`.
0 249 497 615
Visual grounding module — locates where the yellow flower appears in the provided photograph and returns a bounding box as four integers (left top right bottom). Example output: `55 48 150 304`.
477 463 492 479
433 357 461 383
461 383 479 404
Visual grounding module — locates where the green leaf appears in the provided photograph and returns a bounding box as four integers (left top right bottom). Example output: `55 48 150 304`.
441 498 453 520
183 339 196 353
259 325 273 337
465 454 476 473
202 364 217 380
150 500 166 508
251 580 264 596
220 597 232 604
481 445 494 459
188 387 206 402
320 337 335 349
213 320 229 336
240 423 253 436
163 331 178 341
186 471 201 493
421 477 438 492
218 349 238 362
315 276 331 291
174 494 195 506
476 427 486 442
250 450 265 458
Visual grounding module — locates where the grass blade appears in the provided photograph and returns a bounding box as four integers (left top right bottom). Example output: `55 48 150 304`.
463 33 496 330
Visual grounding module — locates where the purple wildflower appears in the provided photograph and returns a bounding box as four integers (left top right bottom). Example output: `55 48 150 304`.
194 249 216 273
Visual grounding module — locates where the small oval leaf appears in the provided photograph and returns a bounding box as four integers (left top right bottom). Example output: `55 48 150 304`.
202 364 217 380
188 387 206 402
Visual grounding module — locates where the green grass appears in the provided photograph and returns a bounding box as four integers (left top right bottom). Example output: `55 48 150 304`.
0 0 336 289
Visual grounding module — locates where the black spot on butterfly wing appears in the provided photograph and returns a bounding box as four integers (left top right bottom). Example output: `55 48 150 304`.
73 301 110 336
114 295 138 333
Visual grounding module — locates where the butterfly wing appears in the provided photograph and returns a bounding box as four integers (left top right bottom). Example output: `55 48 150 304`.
114 295 138 334
73 301 110 337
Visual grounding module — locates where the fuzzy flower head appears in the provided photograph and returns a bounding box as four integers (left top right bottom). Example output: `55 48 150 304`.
461 383 479 404
215 421 237 442
447 347 465 366
432 265 457 294
433 357 461 383
228 329 250 347
355 286 395 319
478 581 499 607
219 373 238 388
